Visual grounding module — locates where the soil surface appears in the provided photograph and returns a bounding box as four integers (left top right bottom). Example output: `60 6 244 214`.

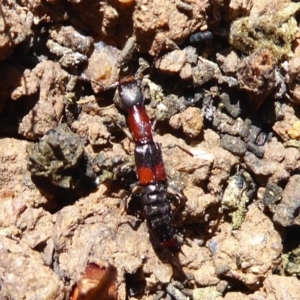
1 0 300 299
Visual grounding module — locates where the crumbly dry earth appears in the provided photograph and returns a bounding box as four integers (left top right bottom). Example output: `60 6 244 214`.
1 0 300 299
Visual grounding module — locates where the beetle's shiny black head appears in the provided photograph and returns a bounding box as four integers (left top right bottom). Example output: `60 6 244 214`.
118 81 144 109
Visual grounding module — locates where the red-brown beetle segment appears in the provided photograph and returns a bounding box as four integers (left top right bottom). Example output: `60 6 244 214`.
127 105 153 144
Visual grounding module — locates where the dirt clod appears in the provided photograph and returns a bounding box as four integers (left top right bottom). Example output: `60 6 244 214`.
1 0 300 299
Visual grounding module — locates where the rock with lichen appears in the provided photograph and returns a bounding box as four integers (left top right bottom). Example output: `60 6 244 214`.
27 124 87 189
229 2 300 60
